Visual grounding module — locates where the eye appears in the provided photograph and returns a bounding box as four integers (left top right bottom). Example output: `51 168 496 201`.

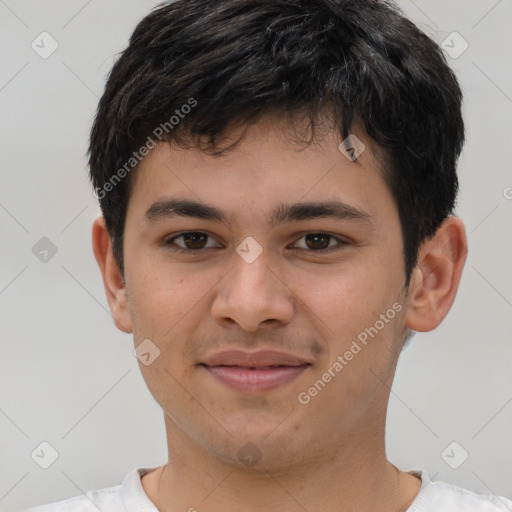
164 231 348 254
165 231 221 252
292 233 348 252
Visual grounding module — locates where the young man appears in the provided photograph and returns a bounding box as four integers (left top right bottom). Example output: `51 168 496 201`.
25 0 511 511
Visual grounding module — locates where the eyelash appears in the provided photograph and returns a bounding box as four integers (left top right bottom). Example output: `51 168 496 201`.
164 231 349 254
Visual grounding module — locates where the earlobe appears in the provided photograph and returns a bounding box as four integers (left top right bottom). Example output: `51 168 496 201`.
405 216 468 332
92 216 133 334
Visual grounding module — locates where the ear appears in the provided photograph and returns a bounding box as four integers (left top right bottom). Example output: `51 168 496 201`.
92 215 133 334
405 215 468 332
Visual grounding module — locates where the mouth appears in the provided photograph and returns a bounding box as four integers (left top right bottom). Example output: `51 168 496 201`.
200 350 312 392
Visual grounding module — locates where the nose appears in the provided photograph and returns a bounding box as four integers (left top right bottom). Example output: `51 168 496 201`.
211 250 295 332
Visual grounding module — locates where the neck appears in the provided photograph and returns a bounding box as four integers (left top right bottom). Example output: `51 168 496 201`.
143 414 420 512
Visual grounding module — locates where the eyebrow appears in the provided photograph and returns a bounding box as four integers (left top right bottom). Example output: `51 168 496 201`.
145 198 375 228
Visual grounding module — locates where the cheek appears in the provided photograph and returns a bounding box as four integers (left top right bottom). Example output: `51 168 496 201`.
127 269 189 337
284 265 381 324
129 265 225 343
288 260 402 361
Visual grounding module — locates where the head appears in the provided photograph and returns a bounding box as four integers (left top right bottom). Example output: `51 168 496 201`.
90 0 467 470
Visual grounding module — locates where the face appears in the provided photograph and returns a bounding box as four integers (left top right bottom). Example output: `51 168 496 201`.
120 115 411 470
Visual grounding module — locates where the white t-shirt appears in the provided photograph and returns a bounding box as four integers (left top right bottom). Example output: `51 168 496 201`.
23 467 512 512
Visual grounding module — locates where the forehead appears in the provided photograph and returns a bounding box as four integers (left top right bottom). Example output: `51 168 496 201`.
126 115 395 228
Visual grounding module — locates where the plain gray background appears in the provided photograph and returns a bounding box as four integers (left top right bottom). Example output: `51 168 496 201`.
0 0 511 510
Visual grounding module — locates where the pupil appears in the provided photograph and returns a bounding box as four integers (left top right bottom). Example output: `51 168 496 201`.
184 232 206 249
306 234 329 250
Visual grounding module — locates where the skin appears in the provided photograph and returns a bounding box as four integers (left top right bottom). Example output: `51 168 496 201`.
92 114 467 512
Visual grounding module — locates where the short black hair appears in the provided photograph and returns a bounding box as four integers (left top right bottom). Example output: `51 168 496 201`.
88 0 464 287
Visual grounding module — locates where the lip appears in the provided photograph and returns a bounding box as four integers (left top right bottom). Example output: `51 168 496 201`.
200 350 311 392
202 350 310 368
202 365 309 392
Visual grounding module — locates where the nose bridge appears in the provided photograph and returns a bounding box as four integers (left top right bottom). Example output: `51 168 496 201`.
212 245 294 331
232 249 274 295
228 247 279 306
